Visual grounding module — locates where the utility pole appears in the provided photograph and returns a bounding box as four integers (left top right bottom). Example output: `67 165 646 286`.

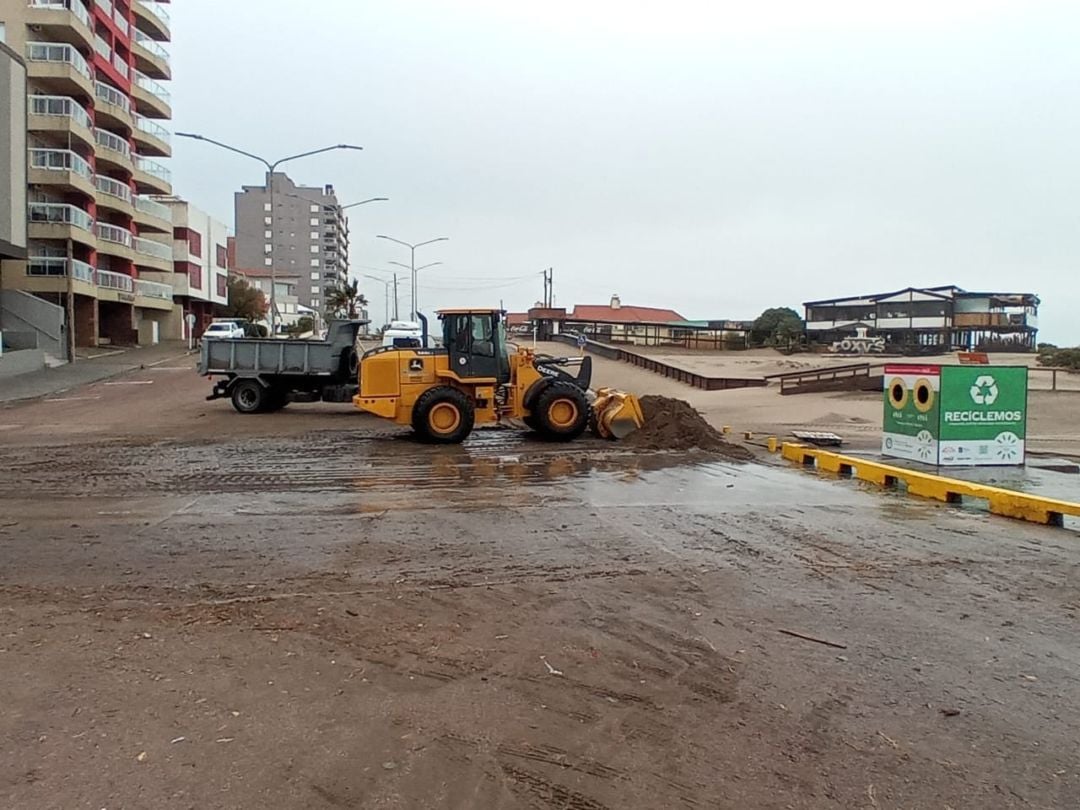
65 238 75 361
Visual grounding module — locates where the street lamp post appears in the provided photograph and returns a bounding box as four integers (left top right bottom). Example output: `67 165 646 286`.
176 132 363 335
361 273 394 328
388 260 441 316
376 235 448 320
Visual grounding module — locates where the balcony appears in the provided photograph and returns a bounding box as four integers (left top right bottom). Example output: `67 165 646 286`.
132 155 171 195
95 268 134 294
25 0 94 51
114 5 130 37
132 114 171 157
133 235 173 271
132 30 170 80
94 80 132 130
134 278 174 305
25 41 95 97
133 0 171 41
95 222 135 261
28 94 94 147
28 202 96 246
131 70 171 119
133 194 172 233
23 256 97 295
93 127 133 171
112 52 130 80
29 148 96 196
94 174 135 216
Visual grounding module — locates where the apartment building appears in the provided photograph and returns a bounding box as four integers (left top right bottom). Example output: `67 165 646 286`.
0 40 28 264
141 197 228 339
804 286 1040 351
231 267 302 330
233 172 350 320
0 0 175 347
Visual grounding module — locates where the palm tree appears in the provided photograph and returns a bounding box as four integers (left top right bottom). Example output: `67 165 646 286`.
324 278 368 320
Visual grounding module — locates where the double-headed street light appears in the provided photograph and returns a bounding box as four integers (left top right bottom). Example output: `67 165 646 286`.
176 132 363 335
361 273 396 327
375 235 449 320
388 260 441 316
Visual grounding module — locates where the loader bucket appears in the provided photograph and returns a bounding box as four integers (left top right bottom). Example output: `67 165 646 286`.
592 388 645 439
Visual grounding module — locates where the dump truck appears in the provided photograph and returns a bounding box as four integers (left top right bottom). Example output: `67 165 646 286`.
198 320 365 413
354 309 644 443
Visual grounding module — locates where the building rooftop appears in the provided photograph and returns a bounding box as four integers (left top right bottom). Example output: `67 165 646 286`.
570 303 686 324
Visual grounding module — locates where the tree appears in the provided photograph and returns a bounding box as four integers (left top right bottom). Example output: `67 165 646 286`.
219 274 267 322
324 278 368 320
287 315 314 337
751 306 804 348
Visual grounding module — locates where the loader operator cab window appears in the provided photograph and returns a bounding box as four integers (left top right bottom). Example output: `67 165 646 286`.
442 312 511 384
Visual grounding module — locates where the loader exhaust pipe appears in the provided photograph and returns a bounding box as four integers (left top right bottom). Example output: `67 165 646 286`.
417 312 429 348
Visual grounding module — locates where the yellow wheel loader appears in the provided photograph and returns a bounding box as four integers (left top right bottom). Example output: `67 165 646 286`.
353 309 644 443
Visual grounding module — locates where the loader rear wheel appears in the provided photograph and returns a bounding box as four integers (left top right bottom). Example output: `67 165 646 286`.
412 386 475 444
533 381 589 441
230 379 267 414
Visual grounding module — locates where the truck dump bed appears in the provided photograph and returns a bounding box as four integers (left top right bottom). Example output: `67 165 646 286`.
198 321 363 379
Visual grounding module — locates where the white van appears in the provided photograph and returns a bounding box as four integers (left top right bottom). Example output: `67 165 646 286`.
381 320 436 348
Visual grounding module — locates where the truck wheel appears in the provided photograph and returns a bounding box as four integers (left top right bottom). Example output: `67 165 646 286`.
340 347 359 381
533 381 589 441
230 379 267 414
412 386 475 443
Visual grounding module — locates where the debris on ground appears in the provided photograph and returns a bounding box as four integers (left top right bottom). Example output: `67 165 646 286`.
622 396 753 458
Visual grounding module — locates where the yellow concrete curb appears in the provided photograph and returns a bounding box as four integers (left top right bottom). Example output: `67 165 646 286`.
781 442 1080 528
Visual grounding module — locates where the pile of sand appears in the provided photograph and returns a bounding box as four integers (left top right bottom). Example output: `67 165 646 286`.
623 396 753 459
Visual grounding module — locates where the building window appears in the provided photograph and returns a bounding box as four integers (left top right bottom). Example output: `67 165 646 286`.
0 23 7 43
264 258 272 266
215 244 227 268
310 231 319 240
310 218 319 226
264 230 272 238
312 298 319 308
311 285 320 294
188 230 202 258
310 272 319 280
182 262 202 290
310 259 319 267
264 243 272 253
263 202 271 212
216 275 228 297
310 204 320 213
310 246 319 253
263 216 271 225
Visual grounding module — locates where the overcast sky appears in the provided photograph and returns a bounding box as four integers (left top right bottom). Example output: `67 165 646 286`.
171 0 1079 342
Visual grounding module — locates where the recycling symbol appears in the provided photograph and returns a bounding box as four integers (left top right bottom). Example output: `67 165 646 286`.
970 375 998 405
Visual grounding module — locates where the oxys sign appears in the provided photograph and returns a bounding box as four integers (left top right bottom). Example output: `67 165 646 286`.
882 364 1027 466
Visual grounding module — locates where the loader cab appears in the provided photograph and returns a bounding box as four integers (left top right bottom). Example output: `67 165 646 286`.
439 309 511 383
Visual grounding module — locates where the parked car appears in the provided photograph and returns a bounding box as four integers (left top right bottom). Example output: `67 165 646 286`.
201 322 246 341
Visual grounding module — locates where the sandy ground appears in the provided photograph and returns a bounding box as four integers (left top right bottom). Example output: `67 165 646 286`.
2 362 1080 808
622 347 1079 392
536 343 1080 459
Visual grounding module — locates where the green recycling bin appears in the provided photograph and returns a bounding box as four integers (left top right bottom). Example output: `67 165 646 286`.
882 364 1028 466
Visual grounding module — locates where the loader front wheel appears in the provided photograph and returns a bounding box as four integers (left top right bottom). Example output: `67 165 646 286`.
412 386 475 444
533 381 589 441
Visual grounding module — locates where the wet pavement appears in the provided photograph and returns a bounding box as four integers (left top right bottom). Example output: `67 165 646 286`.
3 370 1080 808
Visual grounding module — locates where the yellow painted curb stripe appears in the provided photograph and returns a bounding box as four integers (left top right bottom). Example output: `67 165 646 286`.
781 442 1080 528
